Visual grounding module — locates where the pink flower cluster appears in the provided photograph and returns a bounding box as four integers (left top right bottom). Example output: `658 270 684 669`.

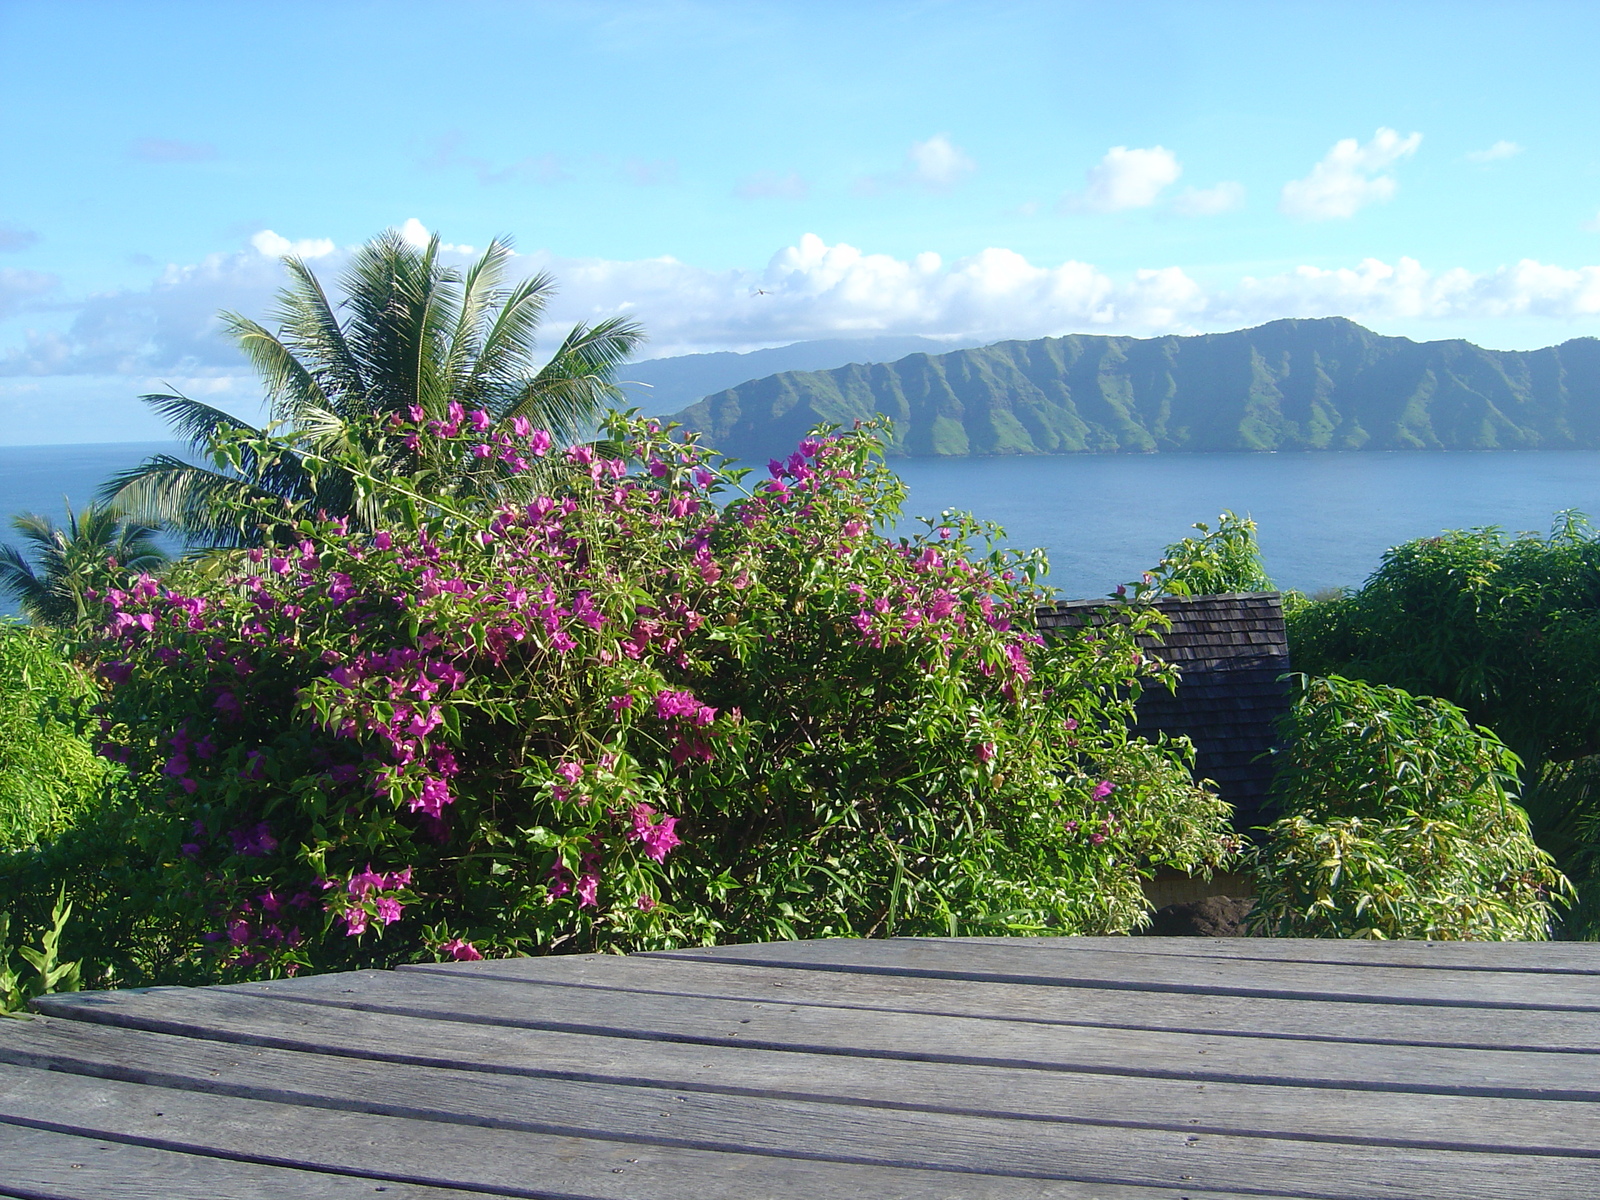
627 803 682 863
335 863 413 935
653 688 721 765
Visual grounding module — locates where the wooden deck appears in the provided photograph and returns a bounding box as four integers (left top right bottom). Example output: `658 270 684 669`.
1 936 1597 1199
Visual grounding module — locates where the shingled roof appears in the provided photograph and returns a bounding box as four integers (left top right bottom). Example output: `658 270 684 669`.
1034 592 1291 829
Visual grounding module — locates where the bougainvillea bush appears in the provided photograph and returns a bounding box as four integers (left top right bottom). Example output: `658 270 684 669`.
78 413 1233 980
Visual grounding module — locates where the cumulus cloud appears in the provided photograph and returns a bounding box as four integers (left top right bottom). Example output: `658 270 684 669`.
9 229 1600 390
906 134 976 191
1280 128 1422 221
735 170 810 200
1172 181 1245 217
397 219 476 255
0 224 40 252
130 137 217 164
857 134 976 195
1222 256 1600 326
250 230 336 259
1067 146 1182 213
1467 140 1522 163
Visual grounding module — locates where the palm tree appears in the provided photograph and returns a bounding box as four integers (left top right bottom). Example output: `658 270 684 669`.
105 228 645 545
0 504 168 628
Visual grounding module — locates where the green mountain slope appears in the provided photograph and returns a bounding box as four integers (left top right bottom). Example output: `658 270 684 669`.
671 318 1600 458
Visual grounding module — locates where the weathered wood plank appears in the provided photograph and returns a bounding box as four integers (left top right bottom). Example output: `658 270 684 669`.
951 936 1600 975
7 1005 1600 1157
34 970 1600 1099
402 953 1600 1052
0 1063 1324 1200
651 937 1600 1009
0 1046 1592 1200
0 1121 476 1199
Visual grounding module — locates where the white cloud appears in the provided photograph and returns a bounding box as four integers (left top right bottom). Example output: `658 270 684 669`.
9 230 1600 402
250 230 336 259
1280 128 1422 221
1467 140 1522 163
1172 181 1245 217
1222 256 1600 326
906 134 976 191
396 219 476 255
735 170 810 200
856 134 976 195
1069 146 1182 213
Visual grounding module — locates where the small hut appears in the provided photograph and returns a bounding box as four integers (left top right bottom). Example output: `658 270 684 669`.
1034 591 1292 832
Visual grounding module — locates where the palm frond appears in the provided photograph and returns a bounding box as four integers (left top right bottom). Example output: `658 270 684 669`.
131 392 255 456
502 316 647 440
273 257 369 415
341 230 459 419
105 456 306 549
468 268 555 411
0 540 52 623
218 313 331 425
444 237 516 402
1 504 172 627
125 227 648 543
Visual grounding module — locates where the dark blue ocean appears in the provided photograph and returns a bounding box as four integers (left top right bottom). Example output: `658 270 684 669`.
5 442 1600 617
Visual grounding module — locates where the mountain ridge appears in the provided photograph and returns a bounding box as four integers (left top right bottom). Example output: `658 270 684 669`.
669 318 1600 459
616 335 971 415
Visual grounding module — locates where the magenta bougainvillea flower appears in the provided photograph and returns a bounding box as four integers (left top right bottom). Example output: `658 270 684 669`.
82 410 1229 977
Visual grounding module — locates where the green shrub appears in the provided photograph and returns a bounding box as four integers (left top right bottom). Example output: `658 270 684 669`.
1 888 81 1016
0 622 107 851
1134 510 1273 598
65 415 1233 981
1516 755 1600 939
1250 675 1570 939
1285 514 1600 768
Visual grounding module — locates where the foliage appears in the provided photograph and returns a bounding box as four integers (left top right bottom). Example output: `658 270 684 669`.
0 788 201 992
0 503 167 629
105 228 645 547
1 887 81 1016
0 622 108 851
1132 511 1273 599
1517 755 1600 939
1286 514 1600 768
68 415 1234 980
1250 675 1570 939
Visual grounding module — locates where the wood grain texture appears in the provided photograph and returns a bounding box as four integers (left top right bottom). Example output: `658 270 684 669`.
80 965 1593 1099
0 1122 474 1199
7 937 1599 1199
0 1050 1593 1200
400 953 1600 1051
4 1007 1599 1157
937 936 1600 974
0 1065 1308 1200
650 937 1600 1009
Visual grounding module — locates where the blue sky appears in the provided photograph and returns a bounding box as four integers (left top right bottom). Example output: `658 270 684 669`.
4 0 1600 443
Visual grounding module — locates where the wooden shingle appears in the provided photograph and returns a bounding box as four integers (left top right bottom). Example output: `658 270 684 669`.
1035 592 1291 828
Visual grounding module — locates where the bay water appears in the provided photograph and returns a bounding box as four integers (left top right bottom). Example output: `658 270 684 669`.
4 442 1600 618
